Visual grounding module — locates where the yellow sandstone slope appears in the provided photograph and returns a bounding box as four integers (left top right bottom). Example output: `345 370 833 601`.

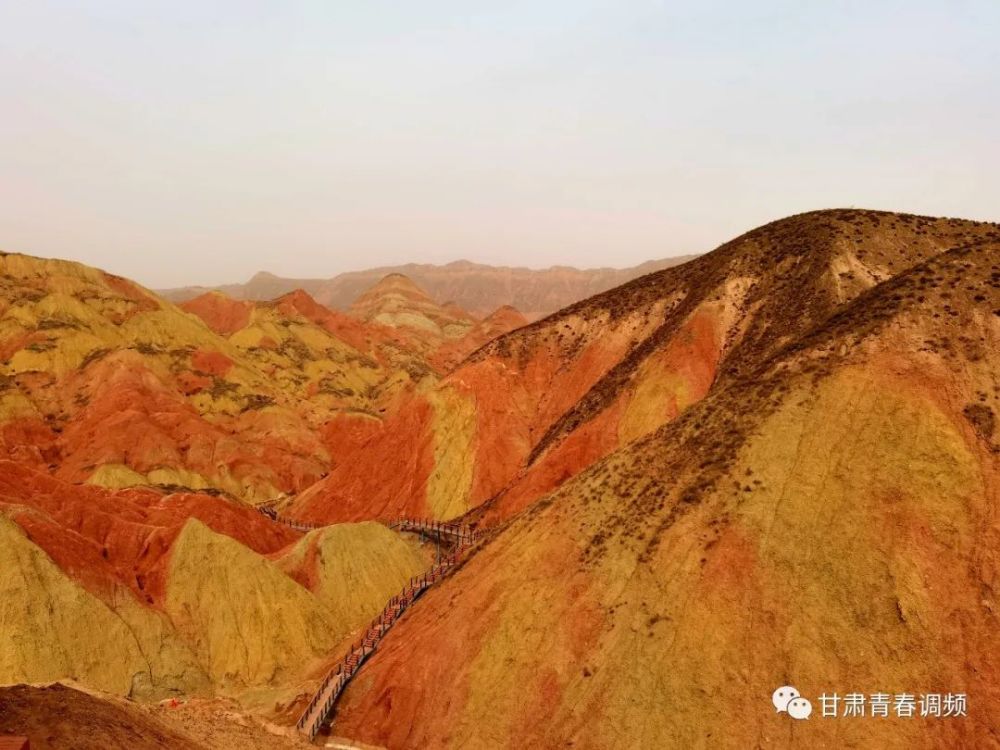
161 518 434 699
163 519 338 693
0 495 439 707
0 515 208 699
275 522 431 627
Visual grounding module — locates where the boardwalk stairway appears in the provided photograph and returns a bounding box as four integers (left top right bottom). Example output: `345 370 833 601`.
255 505 321 533
387 516 479 546
292 516 484 742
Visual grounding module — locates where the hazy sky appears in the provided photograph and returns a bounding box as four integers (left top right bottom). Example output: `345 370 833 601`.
1 1 997 288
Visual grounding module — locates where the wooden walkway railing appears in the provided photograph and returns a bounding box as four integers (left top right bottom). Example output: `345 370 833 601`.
256 507 484 545
295 527 478 741
256 505 320 533
387 516 482 546
253 507 487 740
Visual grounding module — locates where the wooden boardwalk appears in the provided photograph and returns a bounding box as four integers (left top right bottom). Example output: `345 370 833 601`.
296 517 482 741
255 505 320 533
252 507 485 742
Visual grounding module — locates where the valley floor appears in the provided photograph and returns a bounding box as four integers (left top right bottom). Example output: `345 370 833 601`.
0 683 322 750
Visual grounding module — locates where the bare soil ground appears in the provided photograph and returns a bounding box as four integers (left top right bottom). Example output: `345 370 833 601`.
0 683 326 750
0 684 201 749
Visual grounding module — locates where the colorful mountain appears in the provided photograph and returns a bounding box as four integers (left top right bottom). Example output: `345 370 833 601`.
0 252 511 505
3 209 999 750
0 460 429 705
323 211 1000 749
288 210 999 528
158 257 700 321
0 251 462 716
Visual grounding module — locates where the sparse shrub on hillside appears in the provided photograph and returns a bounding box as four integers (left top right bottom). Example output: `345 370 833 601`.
37 317 79 331
242 394 275 411
403 360 433 381
963 404 996 444
18 289 46 303
209 377 239 399
277 338 312 362
154 483 224 497
132 341 161 355
25 340 56 353
79 348 110 369
318 378 356 398
346 353 379 370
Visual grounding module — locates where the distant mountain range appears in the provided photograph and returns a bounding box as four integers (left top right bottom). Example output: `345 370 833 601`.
157 257 699 321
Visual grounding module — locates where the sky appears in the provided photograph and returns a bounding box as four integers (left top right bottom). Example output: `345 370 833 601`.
1 1 998 288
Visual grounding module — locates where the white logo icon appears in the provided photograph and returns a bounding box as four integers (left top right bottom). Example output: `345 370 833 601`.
787 697 813 720
773 685 812 720
773 686 800 712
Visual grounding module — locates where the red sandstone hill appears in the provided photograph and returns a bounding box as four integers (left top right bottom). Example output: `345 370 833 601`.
158 257 698 321
0 251 521 512
0 249 519 717
429 305 530 373
182 275 526 381
287 209 1000 527
0 683 205 750
323 213 1000 749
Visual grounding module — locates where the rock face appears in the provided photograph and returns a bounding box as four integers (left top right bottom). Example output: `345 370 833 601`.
160 518 430 693
0 514 207 699
158 257 700 320
176 292 253 336
163 519 338 691
320 212 1000 749
277 522 429 621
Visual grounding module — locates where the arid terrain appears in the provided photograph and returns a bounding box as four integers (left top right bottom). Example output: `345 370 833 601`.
157 257 698 321
2 209 998 749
